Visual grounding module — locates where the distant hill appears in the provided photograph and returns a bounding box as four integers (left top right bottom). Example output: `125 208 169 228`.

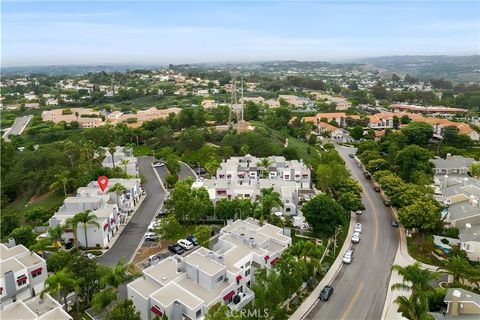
354 55 480 83
1 64 166 76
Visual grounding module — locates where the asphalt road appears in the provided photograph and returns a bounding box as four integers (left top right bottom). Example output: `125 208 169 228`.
97 156 166 266
179 162 197 180
3 115 33 141
305 144 399 320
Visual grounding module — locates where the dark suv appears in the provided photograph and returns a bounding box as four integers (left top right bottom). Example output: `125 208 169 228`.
320 285 334 301
168 244 185 255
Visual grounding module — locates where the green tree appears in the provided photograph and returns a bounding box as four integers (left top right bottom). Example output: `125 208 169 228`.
437 256 479 285
257 157 272 178
48 225 64 250
391 263 440 295
398 199 443 238
259 187 283 217
205 302 241 320
316 163 349 192
108 143 117 168
42 268 79 314
350 125 364 140
104 299 141 320
471 163 480 179
49 170 70 196
9 226 37 247
337 191 364 212
204 159 221 176
401 122 434 146
92 289 117 313
154 214 181 242
25 206 50 225
121 159 130 173
395 145 433 183
194 225 212 248
303 194 346 238
46 251 73 273
73 210 100 248
108 182 128 211
394 294 433 320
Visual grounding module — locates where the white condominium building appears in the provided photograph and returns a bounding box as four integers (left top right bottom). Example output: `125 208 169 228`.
127 219 291 320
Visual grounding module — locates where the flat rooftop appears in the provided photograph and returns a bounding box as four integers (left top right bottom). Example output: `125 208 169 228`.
0 302 37 320
144 257 183 286
25 295 61 317
184 251 225 276
151 282 203 310
128 277 161 298
0 244 29 261
1 258 25 274
176 275 229 307
16 253 43 268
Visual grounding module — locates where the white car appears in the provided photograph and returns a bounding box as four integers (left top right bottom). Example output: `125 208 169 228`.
177 239 193 250
351 232 361 244
153 162 165 168
354 223 362 233
342 250 353 264
84 253 96 260
145 232 159 241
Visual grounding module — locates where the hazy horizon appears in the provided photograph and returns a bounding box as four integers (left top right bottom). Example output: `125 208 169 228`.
2 1 479 67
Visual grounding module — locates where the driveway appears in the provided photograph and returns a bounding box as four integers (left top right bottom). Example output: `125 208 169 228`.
3 115 33 141
305 145 399 320
178 161 197 180
97 156 166 266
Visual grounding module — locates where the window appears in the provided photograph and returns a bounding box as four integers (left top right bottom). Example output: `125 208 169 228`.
245 261 251 268
464 243 472 252
196 309 202 318
216 275 224 283
245 269 251 277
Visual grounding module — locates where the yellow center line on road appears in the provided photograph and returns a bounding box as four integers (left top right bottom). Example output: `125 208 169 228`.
340 281 365 320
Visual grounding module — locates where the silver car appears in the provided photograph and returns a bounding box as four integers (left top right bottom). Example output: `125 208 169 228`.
351 232 361 243
354 223 362 233
342 250 354 264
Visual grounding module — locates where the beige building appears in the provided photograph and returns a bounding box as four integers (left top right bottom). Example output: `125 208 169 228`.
41 108 102 128
117 107 182 125
444 288 480 317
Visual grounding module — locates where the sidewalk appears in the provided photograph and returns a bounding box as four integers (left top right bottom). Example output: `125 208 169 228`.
381 223 439 320
290 214 356 320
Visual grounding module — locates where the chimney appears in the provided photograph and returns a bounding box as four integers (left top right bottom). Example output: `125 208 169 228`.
248 237 256 248
446 153 452 160
450 289 461 316
443 175 449 189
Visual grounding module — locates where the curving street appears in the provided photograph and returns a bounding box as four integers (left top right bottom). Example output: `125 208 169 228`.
305 144 399 320
97 156 166 266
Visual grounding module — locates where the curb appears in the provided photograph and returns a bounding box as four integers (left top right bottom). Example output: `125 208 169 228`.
290 213 356 320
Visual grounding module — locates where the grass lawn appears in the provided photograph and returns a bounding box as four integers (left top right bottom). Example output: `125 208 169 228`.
3 191 65 218
132 145 153 157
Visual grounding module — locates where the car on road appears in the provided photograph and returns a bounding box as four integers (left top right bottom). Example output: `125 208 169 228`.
351 232 361 243
342 250 354 264
177 239 194 250
348 153 355 158
319 285 334 301
153 161 165 168
363 171 372 180
383 199 391 207
354 223 362 233
145 232 159 241
391 219 399 227
168 244 185 255
355 210 363 215
374 185 381 192
186 235 198 246
83 252 96 260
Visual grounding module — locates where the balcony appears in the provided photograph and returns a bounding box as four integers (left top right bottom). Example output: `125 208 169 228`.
228 287 254 310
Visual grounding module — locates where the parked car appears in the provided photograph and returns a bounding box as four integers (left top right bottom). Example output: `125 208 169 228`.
319 285 334 301
348 153 355 158
354 223 362 233
168 244 185 255
145 232 159 241
391 219 399 227
186 235 198 246
157 208 168 217
383 199 391 207
342 250 354 264
177 239 193 250
149 253 168 266
363 171 372 180
83 253 96 260
373 186 381 192
351 232 361 243
153 161 165 168
355 210 363 215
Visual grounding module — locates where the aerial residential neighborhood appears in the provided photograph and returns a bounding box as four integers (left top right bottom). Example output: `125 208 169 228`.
1 1 480 320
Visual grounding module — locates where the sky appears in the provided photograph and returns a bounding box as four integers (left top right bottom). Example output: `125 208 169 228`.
1 1 479 67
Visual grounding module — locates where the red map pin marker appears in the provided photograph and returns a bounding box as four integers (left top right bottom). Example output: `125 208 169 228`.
97 176 109 192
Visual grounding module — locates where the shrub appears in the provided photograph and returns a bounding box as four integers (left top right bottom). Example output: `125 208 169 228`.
441 238 449 245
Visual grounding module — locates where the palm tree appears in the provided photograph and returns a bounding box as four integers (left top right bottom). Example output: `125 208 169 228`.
391 263 440 296
73 210 100 249
65 217 79 250
42 268 79 314
257 158 272 178
121 159 130 173
204 159 221 176
108 143 116 168
259 187 283 216
49 170 69 196
394 294 431 320
48 225 64 250
103 258 136 290
438 256 478 286
108 183 128 213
